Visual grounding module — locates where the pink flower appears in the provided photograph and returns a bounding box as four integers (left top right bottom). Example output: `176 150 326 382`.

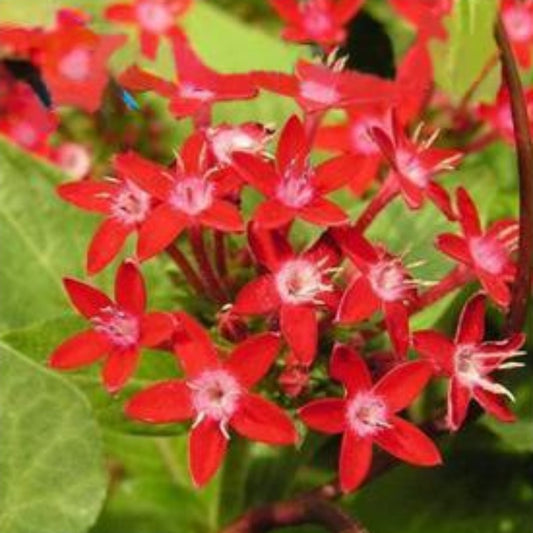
234 225 341 365
413 293 525 430
436 187 518 307
299 344 441 492
269 0 363 49
126 313 297 486
501 0 533 69
233 115 359 229
49 261 175 393
106 0 191 59
51 142 92 179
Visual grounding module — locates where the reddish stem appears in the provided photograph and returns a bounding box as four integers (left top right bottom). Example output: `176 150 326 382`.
215 230 228 278
165 244 206 296
495 19 533 334
354 175 399 233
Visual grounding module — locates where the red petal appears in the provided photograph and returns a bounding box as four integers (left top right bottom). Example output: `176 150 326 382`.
280 304 317 366
49 330 110 369
137 204 188 261
447 377 471 431
412 331 455 375
253 199 295 229
115 260 146 314
427 182 456 220
455 293 486 345
125 380 193 423
383 301 410 359
189 418 227 487
330 343 372 394
105 4 135 22
333 0 364 23
224 332 281 388
247 224 294 271
375 416 442 466
231 393 297 445
473 387 515 423
102 347 140 394
232 152 278 196
268 0 301 24
57 181 115 213
339 432 372 493
140 31 159 60
234 275 281 315
477 270 511 308
332 225 379 265
63 278 112 319
118 65 176 97
313 154 359 194
336 276 380 324
303 231 341 269
373 360 432 413
276 115 308 175
87 218 132 275
300 198 348 227
298 398 346 434
199 200 244 232
457 187 482 237
252 71 299 97
435 233 471 265
139 312 175 347
173 312 218 376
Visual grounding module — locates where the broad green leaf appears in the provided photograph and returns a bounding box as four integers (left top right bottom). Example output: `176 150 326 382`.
430 0 500 105
0 343 107 533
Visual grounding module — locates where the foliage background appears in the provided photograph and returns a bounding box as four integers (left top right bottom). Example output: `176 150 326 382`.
0 1 532 532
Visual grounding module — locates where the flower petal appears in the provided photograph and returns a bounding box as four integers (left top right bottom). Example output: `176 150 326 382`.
199 200 244 232
87 218 132 275
383 301 410 359
140 312 175 347
435 233 471 264
299 398 346 434
57 181 115 213
63 278 112 319
276 115 308 174
455 293 486 345
231 393 297 445
102 347 140 394
49 330 110 369
472 387 515 423
280 304 317 366
300 198 348 227
234 275 281 315
447 377 471 431
477 270 511 308
339 432 372 493
105 4 136 22
330 343 372 394
232 152 278 196
224 332 281 388
336 276 380 324
313 154 359 194
457 187 482 237
412 330 455 375
189 417 228 487
115 260 146 314
140 31 159 60
375 416 442 466
125 380 193 423
253 199 295 229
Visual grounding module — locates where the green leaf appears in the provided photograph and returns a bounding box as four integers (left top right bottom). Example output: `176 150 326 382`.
430 0 500 105
0 342 107 533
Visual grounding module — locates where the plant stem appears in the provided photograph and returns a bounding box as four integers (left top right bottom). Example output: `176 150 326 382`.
154 438 183 487
189 226 227 304
166 244 206 296
354 175 399 233
215 230 228 278
495 18 533 334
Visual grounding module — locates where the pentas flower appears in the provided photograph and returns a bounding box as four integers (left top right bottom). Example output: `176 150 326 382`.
435 187 518 307
269 0 363 50
126 313 297 486
49 261 175 394
234 225 341 365
119 36 257 122
501 0 533 69
105 0 191 59
371 111 461 219
38 23 126 112
333 226 417 358
253 55 397 115
114 132 244 261
413 294 525 430
57 161 156 274
233 115 359 229
389 0 453 41
477 86 533 145
51 142 92 180
299 344 441 493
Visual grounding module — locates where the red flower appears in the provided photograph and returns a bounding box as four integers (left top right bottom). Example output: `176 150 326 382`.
234 225 341 365
49 261 175 393
253 56 397 115
57 160 156 274
38 23 126 112
299 344 440 493
333 226 417 358
477 85 533 145
119 35 257 121
371 111 461 219
114 133 244 261
105 0 191 60
269 0 363 49
501 0 533 69
389 0 453 41
413 293 525 431
436 187 518 307
126 313 297 486
233 115 359 229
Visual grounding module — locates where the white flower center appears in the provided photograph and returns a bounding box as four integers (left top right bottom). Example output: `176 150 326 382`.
58 48 91 82
346 392 390 438
350 120 380 155
396 150 429 188
469 236 507 275
299 80 340 106
55 143 91 179
209 128 258 164
92 307 140 347
136 0 173 33
276 162 315 208
111 181 151 226
169 177 214 215
503 6 533 42
369 260 411 302
275 258 329 305
180 82 215 102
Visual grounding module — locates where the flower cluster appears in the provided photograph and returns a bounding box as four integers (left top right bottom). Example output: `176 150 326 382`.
1 0 528 493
